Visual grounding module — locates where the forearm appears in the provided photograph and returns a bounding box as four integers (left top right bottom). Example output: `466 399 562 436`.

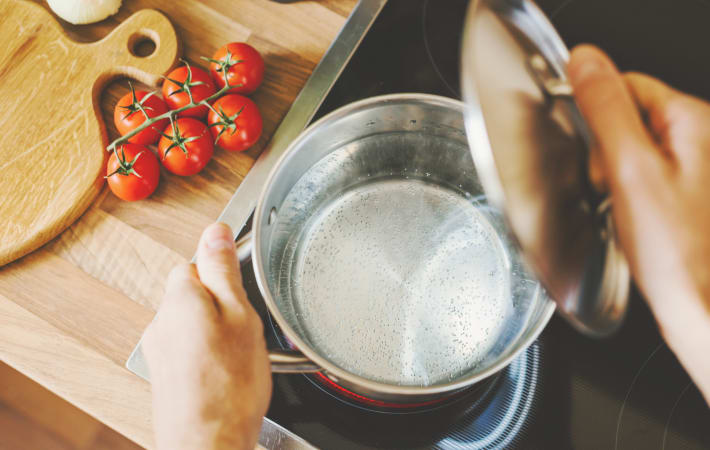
651 292 710 404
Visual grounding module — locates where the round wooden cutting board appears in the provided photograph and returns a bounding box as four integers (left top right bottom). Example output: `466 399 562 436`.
0 0 179 266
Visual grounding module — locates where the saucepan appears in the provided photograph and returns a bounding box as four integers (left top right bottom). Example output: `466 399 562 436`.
236 93 555 403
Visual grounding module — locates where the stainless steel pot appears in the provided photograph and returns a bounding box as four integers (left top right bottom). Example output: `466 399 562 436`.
239 94 554 402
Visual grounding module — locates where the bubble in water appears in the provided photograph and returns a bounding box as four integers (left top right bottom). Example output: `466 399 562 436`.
289 178 513 386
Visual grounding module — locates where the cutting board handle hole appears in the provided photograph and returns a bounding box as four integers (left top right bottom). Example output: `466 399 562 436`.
128 32 157 58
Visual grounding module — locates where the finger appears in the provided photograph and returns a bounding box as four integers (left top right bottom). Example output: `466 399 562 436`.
195 222 248 316
625 72 710 168
568 45 663 187
587 143 607 192
623 72 677 151
144 263 216 357
162 263 217 314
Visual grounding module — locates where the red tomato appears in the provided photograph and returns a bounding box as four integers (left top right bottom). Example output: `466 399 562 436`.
106 143 160 201
161 64 216 118
206 42 264 94
113 87 168 145
158 118 214 176
207 95 262 152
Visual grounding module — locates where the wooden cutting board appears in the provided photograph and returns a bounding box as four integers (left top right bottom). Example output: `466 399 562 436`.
0 1 356 447
0 0 179 266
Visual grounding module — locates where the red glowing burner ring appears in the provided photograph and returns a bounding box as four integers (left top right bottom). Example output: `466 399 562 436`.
313 373 457 409
277 333 464 409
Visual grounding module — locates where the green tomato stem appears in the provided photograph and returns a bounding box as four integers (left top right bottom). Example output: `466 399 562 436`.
106 80 234 153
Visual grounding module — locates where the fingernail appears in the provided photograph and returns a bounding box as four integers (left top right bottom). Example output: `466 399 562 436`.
569 46 608 85
572 59 603 84
203 223 234 250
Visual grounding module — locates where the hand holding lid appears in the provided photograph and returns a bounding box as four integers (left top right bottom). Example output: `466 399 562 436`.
461 0 630 336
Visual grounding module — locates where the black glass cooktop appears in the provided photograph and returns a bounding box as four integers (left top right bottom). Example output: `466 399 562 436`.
244 0 710 448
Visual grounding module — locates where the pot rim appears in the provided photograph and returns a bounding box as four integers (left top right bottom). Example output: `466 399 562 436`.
252 92 556 397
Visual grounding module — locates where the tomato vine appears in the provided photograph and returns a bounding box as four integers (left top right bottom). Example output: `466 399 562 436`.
106 59 243 162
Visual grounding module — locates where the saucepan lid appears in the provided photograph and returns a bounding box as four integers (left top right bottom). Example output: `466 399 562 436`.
460 0 629 336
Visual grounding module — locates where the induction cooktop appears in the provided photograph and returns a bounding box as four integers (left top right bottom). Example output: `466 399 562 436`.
257 0 710 448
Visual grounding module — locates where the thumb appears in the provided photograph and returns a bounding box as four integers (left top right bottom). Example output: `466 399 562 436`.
568 45 661 188
195 222 248 315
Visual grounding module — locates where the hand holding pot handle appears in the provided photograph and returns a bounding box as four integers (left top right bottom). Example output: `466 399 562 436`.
569 45 710 403
143 223 272 450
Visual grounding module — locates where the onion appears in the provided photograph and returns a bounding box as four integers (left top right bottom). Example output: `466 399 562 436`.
47 0 122 25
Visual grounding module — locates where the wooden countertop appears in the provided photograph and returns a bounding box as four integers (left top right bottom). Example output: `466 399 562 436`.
0 0 357 448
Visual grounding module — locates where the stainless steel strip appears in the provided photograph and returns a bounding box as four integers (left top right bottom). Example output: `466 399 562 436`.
257 417 317 450
127 2 386 448
216 0 388 237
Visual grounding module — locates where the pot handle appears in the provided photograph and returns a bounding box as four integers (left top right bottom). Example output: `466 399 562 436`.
235 231 322 373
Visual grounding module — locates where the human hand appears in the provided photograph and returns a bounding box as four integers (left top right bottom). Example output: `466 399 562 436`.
143 223 272 450
568 45 710 402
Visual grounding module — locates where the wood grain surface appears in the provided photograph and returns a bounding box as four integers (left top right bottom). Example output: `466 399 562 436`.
0 0 180 267
0 0 357 448
0 361 142 450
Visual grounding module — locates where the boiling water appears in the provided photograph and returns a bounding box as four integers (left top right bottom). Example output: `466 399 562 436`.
292 178 513 386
